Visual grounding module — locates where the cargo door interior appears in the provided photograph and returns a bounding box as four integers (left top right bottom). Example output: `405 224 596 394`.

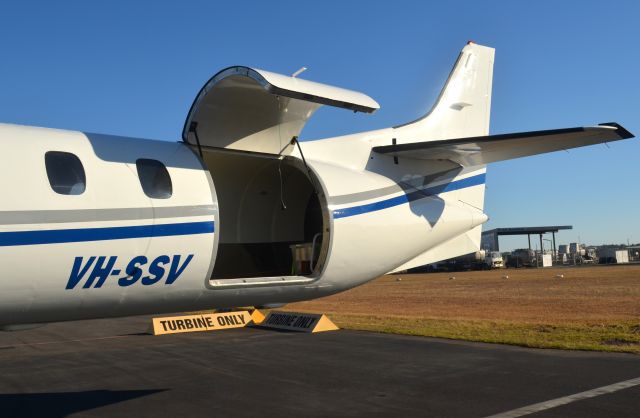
182 66 378 287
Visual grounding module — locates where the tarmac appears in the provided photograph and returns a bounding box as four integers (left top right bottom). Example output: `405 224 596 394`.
0 315 639 417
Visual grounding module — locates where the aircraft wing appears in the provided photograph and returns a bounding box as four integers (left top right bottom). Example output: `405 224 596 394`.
373 123 634 166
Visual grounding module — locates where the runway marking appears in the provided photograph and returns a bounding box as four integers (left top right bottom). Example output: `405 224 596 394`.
485 376 640 418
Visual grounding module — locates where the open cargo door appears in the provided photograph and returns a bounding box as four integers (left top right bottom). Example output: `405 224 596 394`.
184 67 378 287
182 66 379 154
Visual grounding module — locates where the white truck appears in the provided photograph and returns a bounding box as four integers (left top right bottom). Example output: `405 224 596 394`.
484 251 504 269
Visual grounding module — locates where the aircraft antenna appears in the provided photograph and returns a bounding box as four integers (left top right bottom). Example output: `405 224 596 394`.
291 67 307 78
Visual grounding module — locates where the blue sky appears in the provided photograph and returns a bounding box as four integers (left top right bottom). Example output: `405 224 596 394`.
0 1 637 250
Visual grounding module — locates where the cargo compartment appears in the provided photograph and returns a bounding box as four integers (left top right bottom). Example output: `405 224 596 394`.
201 148 329 282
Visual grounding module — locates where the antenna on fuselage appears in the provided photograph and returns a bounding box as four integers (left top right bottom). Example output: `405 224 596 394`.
291 67 307 78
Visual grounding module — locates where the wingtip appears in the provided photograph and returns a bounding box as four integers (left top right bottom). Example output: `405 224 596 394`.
599 122 635 139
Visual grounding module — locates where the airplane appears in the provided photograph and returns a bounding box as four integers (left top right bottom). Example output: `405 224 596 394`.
0 42 633 330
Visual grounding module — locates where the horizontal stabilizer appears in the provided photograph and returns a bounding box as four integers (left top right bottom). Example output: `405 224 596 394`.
374 123 633 166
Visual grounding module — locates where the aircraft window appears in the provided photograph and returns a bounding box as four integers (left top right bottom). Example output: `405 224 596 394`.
45 151 86 195
136 159 172 199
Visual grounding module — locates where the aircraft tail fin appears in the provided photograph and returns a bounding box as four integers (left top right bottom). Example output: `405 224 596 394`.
394 42 495 142
384 43 494 268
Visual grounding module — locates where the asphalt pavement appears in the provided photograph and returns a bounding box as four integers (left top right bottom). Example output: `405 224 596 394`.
0 315 638 417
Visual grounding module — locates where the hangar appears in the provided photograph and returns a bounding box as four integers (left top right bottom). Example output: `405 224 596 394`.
481 225 573 259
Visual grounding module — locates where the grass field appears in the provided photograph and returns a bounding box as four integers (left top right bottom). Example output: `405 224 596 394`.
286 265 640 353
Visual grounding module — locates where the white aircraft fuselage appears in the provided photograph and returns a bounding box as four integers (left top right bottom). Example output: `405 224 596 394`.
0 43 633 328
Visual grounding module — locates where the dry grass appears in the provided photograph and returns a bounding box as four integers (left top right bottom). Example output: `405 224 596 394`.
286 265 640 353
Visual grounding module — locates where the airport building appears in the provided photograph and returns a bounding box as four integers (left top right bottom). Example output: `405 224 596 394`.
480 225 572 259
424 225 638 272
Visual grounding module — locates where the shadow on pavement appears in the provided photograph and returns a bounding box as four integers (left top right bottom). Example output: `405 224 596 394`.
0 389 166 417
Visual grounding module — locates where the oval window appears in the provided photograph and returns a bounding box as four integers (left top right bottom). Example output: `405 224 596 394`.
136 159 172 199
45 151 86 195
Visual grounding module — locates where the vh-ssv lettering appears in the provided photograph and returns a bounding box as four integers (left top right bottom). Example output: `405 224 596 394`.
66 254 194 289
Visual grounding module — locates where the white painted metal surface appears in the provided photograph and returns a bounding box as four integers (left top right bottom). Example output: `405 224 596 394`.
182 66 379 154
255 67 380 111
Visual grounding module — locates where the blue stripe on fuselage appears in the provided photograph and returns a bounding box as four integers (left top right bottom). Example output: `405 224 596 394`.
0 221 214 246
332 174 486 219
0 175 483 245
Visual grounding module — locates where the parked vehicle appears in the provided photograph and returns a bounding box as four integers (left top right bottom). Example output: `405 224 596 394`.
484 251 504 268
506 249 536 268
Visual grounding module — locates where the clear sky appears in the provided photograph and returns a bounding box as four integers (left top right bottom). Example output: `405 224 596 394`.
0 1 637 250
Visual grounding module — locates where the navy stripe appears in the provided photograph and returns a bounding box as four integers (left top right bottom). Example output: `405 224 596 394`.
0 221 214 247
332 174 485 219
